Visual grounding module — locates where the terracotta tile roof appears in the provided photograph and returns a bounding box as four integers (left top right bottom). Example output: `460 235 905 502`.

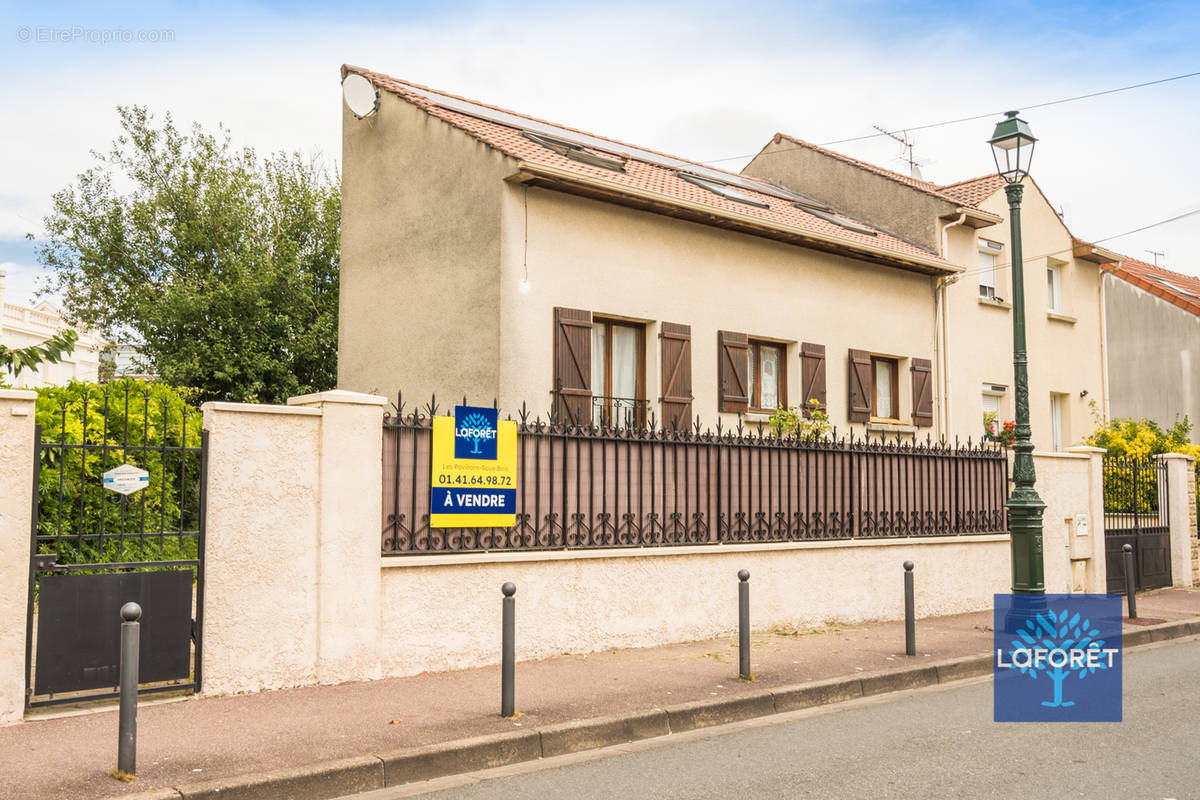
343 66 947 268
1103 255 1200 317
765 134 978 207
938 174 1007 207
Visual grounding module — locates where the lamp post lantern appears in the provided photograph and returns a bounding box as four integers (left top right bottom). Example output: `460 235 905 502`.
989 111 1045 594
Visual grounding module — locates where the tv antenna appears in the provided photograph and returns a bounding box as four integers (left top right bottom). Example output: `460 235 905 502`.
1145 249 1165 266
873 126 929 180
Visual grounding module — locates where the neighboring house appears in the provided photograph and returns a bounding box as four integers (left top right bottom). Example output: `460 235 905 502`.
1102 256 1200 434
338 66 960 438
0 270 104 388
743 134 1112 451
102 343 157 382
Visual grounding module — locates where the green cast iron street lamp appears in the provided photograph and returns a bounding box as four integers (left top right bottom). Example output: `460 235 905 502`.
988 111 1045 594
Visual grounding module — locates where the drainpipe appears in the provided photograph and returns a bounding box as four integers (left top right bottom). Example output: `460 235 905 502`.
936 213 968 441
1098 267 1113 421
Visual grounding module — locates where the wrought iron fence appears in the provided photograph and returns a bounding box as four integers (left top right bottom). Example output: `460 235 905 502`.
34 382 206 568
382 395 1009 554
1102 455 1168 532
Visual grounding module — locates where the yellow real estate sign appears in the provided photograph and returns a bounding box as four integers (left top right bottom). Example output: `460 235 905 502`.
430 405 518 528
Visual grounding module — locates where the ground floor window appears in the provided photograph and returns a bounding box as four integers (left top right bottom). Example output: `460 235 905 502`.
871 356 898 420
591 318 645 426
748 340 786 411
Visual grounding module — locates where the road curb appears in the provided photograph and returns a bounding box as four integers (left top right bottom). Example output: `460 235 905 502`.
128 616 1198 800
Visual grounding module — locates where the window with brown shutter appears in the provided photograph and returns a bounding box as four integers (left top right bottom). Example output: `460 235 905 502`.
747 340 786 412
799 342 826 418
718 331 749 413
911 357 933 427
553 307 592 425
660 322 692 429
847 348 872 423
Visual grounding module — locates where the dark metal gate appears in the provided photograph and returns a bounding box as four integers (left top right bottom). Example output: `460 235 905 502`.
1104 455 1171 594
25 384 207 708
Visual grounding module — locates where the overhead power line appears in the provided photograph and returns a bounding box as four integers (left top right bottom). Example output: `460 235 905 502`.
702 69 1200 165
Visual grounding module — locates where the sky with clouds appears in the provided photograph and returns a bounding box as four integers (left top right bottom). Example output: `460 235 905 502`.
1 0 1198 306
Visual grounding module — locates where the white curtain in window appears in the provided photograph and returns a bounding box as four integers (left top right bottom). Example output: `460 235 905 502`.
591 324 607 398
875 360 894 418
760 347 779 409
611 325 637 400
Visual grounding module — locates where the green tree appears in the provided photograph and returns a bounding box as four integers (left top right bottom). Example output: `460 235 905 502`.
0 330 78 383
36 106 339 403
35 379 203 565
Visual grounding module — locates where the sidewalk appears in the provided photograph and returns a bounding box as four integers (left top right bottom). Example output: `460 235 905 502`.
3 589 1198 799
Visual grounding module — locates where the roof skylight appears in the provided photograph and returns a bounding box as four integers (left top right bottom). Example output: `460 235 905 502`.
1152 276 1199 298
521 131 626 172
676 172 769 209
793 203 878 236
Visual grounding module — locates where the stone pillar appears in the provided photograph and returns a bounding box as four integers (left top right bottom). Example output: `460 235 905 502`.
1157 453 1196 588
200 401 324 694
0 389 36 724
287 390 386 684
1066 446 1107 593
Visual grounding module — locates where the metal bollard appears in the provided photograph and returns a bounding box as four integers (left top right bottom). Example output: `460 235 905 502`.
903 561 916 657
1122 544 1138 619
501 582 516 718
738 570 751 680
118 602 142 776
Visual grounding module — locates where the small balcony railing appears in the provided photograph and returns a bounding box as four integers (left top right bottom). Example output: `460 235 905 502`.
593 396 648 429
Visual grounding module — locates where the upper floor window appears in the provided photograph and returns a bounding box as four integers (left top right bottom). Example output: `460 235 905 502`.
978 239 1002 299
1047 262 1063 313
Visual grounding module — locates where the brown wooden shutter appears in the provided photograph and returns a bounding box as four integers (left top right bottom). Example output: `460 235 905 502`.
660 322 692 429
911 357 933 427
799 342 827 418
847 349 872 423
718 331 749 413
553 307 592 425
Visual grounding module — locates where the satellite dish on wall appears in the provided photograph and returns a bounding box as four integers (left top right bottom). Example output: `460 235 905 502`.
343 74 380 119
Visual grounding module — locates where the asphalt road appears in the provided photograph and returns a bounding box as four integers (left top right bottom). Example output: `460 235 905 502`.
357 637 1200 800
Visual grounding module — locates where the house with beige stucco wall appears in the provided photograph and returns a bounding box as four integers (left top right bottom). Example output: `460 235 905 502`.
743 135 1112 452
338 66 963 440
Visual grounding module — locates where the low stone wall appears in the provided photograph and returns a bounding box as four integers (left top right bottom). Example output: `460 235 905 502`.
376 536 1012 678
0 391 1118 719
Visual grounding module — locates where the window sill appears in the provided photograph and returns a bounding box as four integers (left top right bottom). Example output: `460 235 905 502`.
743 412 775 424
867 420 917 434
1047 311 1077 325
977 297 1012 310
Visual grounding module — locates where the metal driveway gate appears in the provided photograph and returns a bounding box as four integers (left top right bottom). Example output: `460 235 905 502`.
1103 456 1171 594
25 385 207 708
